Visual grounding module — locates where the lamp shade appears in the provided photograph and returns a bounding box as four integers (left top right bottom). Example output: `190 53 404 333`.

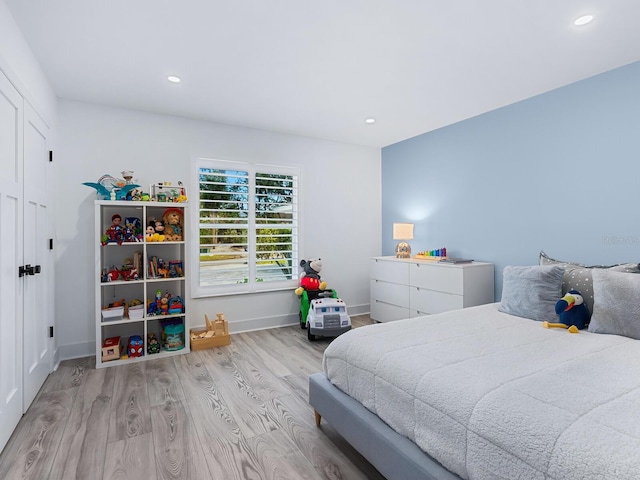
393 223 414 240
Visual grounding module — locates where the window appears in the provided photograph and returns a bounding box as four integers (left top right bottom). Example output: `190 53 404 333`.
193 158 299 296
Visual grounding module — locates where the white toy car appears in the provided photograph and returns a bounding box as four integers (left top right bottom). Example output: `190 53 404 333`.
306 295 351 341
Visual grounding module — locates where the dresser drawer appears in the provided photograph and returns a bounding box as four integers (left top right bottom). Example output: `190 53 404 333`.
410 263 463 295
410 286 464 314
370 299 411 322
370 279 410 308
371 258 409 284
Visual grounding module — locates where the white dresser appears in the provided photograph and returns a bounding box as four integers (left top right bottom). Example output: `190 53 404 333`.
370 256 495 322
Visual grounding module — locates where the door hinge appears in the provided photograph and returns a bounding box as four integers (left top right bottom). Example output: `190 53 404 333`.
49 150 53 162
49 326 54 338
49 238 54 250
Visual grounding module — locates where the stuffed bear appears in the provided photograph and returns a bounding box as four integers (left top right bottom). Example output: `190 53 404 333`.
543 289 590 333
295 258 327 295
163 208 183 241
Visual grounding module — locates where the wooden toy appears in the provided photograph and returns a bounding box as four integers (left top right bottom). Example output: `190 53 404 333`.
102 336 122 361
190 313 230 350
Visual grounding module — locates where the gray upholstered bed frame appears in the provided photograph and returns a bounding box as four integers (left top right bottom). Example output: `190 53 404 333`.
309 373 461 480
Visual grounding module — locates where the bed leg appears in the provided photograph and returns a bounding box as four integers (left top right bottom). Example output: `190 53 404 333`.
314 409 322 426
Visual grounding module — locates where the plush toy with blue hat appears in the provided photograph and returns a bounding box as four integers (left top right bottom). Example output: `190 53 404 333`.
543 290 590 333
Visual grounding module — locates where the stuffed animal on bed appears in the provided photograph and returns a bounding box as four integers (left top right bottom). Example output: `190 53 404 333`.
543 289 590 333
294 258 327 296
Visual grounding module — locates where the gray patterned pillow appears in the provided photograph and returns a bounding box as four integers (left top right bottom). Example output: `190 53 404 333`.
539 251 640 317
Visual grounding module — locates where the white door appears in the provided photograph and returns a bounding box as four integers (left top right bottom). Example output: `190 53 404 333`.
22 102 52 409
0 71 24 451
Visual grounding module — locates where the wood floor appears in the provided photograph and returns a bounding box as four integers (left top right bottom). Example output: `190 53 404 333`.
0 315 385 480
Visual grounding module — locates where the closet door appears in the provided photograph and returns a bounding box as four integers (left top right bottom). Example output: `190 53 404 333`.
22 102 52 409
0 71 24 452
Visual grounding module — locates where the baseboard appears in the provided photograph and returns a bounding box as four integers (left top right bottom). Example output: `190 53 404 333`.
52 346 61 371
201 303 370 334
57 303 370 362
57 341 95 362
347 302 369 317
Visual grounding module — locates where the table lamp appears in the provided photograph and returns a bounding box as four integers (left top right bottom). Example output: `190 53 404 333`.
393 223 414 258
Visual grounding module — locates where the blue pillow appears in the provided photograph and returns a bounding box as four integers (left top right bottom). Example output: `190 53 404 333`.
499 265 564 322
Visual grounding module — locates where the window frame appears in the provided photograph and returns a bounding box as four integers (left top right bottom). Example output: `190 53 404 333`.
190 157 301 298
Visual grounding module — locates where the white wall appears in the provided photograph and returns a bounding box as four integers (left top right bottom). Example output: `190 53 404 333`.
0 1 57 124
56 100 381 359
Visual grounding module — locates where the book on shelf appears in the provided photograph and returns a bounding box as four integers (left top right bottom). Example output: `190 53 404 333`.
439 257 473 264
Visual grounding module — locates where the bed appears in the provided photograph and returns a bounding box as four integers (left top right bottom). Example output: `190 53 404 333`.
309 256 640 480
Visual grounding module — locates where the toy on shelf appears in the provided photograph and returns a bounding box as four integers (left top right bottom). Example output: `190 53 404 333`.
168 296 184 314
119 267 139 281
128 299 144 319
102 214 146 245
146 289 183 316
101 336 122 361
123 217 143 242
101 252 142 283
145 219 166 242
147 257 183 279
147 333 160 354
190 313 231 350
127 335 144 357
102 214 125 245
101 266 121 282
150 181 188 203
163 207 184 241
102 299 125 321
168 260 184 277
83 173 140 200
161 319 185 351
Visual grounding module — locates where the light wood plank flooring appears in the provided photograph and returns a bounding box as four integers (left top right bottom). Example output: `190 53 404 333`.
0 315 385 480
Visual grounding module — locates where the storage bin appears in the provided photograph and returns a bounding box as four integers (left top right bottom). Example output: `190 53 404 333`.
128 304 144 319
101 306 124 321
161 319 185 351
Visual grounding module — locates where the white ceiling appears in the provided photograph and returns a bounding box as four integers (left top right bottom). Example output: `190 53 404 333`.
5 1 640 147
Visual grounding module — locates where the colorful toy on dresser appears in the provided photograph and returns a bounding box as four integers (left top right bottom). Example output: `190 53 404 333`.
414 247 447 260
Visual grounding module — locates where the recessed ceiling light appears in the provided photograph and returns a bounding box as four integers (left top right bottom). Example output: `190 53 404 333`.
365 118 376 124
167 75 181 83
574 14 594 26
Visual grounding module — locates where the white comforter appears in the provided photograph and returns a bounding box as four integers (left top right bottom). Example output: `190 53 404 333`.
323 303 640 480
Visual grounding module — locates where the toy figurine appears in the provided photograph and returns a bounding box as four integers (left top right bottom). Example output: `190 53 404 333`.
145 220 165 242
101 214 125 245
147 333 160 354
120 267 139 281
127 335 144 357
153 220 166 242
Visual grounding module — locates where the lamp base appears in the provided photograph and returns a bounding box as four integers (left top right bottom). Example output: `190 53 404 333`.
395 241 411 259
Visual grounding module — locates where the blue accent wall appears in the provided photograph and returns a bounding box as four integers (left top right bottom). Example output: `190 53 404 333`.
382 61 640 300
